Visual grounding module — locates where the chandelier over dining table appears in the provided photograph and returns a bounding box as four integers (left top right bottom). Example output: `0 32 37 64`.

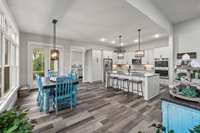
50 19 59 60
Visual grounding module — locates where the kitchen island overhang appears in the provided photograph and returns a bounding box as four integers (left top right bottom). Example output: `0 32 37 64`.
106 71 160 101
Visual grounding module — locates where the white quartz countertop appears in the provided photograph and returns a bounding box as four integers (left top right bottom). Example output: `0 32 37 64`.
108 71 159 77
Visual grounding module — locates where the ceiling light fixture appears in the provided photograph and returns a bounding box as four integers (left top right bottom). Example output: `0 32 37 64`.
50 19 59 60
135 29 144 58
154 34 160 38
114 35 126 60
100 38 106 42
111 40 116 44
134 39 139 43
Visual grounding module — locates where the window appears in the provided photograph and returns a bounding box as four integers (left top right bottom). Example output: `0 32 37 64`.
0 34 2 97
0 37 19 97
0 13 19 98
32 48 45 80
4 39 11 94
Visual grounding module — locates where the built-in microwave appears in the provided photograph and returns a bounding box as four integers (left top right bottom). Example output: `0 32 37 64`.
132 59 141 65
155 58 168 67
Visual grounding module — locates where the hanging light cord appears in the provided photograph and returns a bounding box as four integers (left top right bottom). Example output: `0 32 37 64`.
52 19 57 50
138 29 141 50
119 35 122 48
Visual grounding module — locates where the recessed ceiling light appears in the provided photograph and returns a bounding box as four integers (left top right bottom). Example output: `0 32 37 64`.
154 34 160 38
120 42 124 46
111 41 116 44
134 39 139 43
100 38 106 42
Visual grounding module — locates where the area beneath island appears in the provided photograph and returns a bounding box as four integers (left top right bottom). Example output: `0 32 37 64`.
106 71 160 101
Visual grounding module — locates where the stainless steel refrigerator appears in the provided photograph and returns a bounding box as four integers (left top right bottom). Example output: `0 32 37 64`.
103 58 113 83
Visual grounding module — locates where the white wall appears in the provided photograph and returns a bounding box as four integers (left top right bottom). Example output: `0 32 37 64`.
71 51 83 65
19 32 114 86
174 17 200 60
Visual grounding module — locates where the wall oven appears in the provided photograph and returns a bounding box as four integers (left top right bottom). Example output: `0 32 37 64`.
155 58 169 79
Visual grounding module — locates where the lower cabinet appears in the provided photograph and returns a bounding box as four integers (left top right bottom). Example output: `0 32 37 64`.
162 101 200 133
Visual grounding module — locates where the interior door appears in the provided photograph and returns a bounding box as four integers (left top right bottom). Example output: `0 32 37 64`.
31 47 47 88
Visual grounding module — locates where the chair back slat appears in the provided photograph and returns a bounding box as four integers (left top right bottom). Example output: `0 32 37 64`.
67 71 78 80
56 76 73 98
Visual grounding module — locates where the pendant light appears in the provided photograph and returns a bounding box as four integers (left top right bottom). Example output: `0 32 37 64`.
50 19 59 60
114 35 126 59
135 29 144 58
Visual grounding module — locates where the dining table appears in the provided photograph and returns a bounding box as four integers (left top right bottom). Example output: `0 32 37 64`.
41 77 79 113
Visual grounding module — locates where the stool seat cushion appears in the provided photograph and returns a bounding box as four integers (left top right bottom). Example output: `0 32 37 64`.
129 80 142 83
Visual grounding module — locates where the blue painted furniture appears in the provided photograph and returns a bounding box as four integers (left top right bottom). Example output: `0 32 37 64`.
67 71 78 80
53 76 73 114
67 72 78 106
48 70 58 78
36 74 43 110
41 77 79 113
36 75 55 112
162 101 200 133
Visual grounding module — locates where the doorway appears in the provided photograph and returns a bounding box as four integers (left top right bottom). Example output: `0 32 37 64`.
28 42 64 88
70 47 85 82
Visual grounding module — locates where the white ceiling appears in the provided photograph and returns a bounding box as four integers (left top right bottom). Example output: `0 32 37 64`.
151 0 200 24
7 0 167 46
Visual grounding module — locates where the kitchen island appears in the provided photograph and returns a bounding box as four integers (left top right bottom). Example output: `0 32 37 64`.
106 71 160 100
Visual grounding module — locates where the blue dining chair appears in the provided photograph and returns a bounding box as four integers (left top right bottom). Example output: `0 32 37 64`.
36 75 55 112
67 72 78 106
67 71 78 80
35 74 44 111
54 76 73 114
48 70 58 78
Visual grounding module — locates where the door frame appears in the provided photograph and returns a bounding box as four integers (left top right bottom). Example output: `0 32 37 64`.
70 46 85 82
27 41 64 88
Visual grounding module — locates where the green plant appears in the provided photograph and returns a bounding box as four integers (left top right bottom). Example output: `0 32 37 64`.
138 123 174 133
189 124 200 133
0 107 33 133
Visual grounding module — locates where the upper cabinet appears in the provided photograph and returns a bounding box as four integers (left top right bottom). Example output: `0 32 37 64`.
112 52 131 65
143 49 154 65
154 47 169 58
103 50 113 59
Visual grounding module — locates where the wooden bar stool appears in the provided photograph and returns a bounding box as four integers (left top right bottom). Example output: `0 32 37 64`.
111 76 119 89
121 78 129 95
129 79 143 96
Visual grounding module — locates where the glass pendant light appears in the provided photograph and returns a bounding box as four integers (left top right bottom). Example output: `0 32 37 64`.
50 19 59 60
114 35 126 59
135 29 144 58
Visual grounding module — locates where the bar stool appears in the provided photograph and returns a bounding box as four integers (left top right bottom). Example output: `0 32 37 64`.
121 78 129 95
129 79 143 96
111 76 119 89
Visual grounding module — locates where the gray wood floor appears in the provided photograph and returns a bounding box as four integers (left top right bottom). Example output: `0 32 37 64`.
16 83 168 133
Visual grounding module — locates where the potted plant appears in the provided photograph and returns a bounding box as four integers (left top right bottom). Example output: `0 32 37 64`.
0 107 34 133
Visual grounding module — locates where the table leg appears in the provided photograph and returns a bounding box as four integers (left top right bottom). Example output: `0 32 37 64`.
43 90 50 113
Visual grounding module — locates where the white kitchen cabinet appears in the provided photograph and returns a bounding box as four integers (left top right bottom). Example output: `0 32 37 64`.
154 47 169 58
103 50 113 59
141 49 154 65
84 49 102 82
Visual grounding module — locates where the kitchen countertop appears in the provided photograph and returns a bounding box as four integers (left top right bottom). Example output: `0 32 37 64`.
161 92 200 111
108 71 159 77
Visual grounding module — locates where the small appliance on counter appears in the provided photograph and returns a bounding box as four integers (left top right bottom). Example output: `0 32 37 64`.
132 59 141 65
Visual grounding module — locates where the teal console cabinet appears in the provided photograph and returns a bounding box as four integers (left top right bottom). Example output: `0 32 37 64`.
162 100 200 133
